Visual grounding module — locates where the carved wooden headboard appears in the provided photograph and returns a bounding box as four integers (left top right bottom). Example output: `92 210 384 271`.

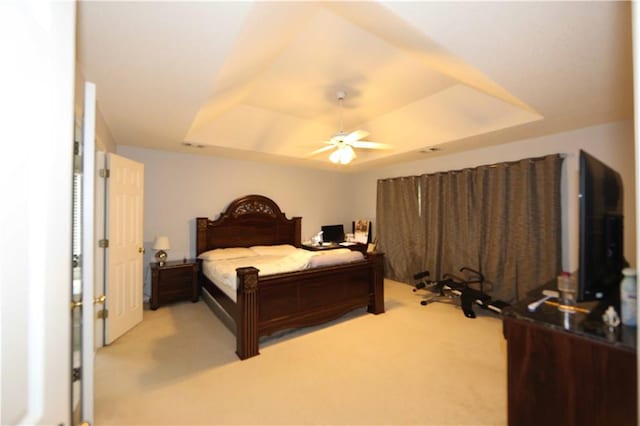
196 194 302 255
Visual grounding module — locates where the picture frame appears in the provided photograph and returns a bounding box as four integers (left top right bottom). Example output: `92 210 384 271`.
353 220 372 244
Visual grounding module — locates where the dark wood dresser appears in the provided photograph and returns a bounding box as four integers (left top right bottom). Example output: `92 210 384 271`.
150 259 199 310
503 291 637 426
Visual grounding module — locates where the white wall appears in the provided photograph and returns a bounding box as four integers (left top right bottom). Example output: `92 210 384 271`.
1 1 75 424
349 120 636 272
117 146 356 298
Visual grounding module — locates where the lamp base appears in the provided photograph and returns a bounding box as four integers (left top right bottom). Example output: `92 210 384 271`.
155 250 167 266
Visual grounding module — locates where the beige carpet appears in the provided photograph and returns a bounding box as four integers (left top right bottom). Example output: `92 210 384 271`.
95 280 507 425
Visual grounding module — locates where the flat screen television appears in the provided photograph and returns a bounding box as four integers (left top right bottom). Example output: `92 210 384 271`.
321 224 345 243
578 150 624 302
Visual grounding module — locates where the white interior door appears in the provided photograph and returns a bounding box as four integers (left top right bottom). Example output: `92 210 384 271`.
79 81 97 424
105 154 145 343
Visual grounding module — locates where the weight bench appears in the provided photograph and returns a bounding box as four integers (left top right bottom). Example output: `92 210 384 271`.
413 268 510 318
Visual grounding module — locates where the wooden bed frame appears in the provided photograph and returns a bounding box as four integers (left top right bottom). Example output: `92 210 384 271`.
196 194 385 360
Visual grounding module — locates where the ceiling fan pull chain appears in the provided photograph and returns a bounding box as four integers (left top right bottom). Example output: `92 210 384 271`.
339 92 344 134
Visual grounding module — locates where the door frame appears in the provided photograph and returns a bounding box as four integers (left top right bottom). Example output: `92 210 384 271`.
95 150 107 349
80 81 97 424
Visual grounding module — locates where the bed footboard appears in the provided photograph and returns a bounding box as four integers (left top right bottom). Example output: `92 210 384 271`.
234 253 385 360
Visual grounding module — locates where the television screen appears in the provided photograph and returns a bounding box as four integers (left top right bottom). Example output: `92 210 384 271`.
321 224 345 243
578 150 624 302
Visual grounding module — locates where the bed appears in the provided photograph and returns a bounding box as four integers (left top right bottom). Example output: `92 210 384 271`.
196 194 385 360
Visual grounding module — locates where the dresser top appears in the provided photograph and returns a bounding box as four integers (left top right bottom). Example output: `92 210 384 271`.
505 282 636 353
150 259 197 269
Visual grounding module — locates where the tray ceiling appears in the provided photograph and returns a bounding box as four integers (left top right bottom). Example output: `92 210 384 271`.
77 1 632 171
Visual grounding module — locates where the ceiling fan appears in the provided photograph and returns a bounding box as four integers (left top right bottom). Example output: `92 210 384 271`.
309 91 391 164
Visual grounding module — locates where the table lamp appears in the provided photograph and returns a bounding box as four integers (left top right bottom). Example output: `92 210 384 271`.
153 236 170 266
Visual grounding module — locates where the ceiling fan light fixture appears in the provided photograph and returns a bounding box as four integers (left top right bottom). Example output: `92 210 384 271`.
329 144 355 164
309 90 386 164
329 148 341 164
342 145 355 164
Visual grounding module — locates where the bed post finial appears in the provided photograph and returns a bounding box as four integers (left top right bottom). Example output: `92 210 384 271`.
196 217 209 256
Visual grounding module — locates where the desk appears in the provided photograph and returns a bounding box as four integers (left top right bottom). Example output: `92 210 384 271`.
302 242 368 254
503 293 637 426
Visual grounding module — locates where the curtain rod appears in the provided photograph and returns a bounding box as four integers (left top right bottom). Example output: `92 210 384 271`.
378 153 566 182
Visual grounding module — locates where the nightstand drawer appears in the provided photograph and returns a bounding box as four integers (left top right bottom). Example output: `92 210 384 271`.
158 286 192 303
150 260 199 310
159 267 193 290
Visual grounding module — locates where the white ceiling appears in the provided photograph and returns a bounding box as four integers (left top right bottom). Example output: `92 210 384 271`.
77 1 633 172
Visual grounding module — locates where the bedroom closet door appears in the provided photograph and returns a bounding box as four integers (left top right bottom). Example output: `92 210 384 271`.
104 153 144 343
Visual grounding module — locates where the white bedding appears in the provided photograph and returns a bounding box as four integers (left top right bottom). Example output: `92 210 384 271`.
200 246 364 302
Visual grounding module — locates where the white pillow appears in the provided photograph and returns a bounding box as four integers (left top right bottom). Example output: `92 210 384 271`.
198 247 257 261
249 244 298 256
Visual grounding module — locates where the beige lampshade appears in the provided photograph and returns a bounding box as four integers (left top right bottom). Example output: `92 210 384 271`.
152 236 170 251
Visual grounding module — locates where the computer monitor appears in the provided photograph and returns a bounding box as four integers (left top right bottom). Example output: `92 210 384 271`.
321 224 345 243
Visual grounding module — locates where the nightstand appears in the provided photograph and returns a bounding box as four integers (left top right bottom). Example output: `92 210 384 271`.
150 259 199 310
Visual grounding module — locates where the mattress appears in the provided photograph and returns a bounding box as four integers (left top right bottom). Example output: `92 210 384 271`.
200 246 364 302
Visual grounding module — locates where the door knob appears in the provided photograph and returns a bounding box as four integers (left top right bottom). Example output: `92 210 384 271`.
70 295 106 310
138 247 145 254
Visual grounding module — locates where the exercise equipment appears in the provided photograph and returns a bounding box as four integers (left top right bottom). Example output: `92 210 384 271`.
413 267 509 318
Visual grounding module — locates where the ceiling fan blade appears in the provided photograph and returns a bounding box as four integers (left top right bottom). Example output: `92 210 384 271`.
351 141 392 150
308 145 336 156
344 130 370 143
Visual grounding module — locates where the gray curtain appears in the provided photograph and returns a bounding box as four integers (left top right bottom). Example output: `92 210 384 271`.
376 177 422 284
420 170 478 281
471 155 563 301
377 154 563 302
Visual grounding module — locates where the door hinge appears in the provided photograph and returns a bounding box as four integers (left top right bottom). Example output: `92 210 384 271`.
72 367 81 382
98 239 109 248
99 168 110 178
73 141 83 173
97 309 109 319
